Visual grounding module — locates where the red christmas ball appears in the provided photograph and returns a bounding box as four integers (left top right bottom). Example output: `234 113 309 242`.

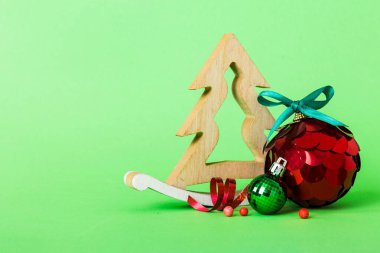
264 118 361 207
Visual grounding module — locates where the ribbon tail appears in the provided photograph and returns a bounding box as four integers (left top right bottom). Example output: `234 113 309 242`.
187 196 212 212
230 185 249 208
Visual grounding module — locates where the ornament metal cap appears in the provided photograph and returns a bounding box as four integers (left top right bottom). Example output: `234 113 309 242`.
269 157 287 178
293 112 308 122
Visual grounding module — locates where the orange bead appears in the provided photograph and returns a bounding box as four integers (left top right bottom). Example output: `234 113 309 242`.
299 208 309 219
239 207 248 216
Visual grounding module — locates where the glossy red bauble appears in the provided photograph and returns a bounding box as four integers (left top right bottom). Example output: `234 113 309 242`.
264 118 361 207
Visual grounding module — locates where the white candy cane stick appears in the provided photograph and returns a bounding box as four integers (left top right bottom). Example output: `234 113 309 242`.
124 171 249 206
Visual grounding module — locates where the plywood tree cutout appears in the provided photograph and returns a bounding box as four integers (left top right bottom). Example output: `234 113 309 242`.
125 34 274 206
166 34 274 189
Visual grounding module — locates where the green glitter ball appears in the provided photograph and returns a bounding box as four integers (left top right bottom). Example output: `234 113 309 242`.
247 174 287 215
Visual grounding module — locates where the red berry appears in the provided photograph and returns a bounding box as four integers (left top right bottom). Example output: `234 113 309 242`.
299 208 309 219
239 207 248 216
223 206 234 217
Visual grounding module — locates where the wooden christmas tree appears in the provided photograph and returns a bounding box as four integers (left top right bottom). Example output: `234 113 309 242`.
125 34 274 205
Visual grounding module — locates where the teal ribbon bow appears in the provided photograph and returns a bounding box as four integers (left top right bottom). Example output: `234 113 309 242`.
258 85 346 148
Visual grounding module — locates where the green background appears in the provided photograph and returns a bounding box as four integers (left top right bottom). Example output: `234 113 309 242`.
1 0 379 252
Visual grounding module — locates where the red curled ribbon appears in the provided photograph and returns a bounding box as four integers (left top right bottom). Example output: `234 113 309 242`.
187 178 249 212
